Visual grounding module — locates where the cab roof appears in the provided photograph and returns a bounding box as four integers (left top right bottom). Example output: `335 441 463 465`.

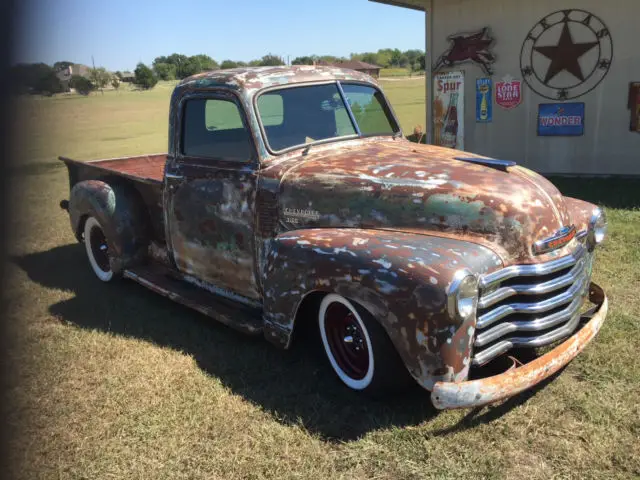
177 65 379 95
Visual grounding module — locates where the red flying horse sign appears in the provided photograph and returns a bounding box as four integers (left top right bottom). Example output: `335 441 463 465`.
434 27 496 75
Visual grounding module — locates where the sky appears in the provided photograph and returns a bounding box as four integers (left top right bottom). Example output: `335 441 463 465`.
15 0 424 71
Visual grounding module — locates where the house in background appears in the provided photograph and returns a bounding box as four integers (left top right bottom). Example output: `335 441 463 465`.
120 71 135 82
316 59 382 78
56 64 91 92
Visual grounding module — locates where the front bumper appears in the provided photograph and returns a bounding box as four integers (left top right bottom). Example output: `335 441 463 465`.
431 282 608 410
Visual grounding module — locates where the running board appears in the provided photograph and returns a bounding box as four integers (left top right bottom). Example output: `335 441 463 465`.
123 264 264 336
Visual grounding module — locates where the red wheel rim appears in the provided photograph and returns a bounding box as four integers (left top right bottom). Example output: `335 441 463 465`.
323 302 369 380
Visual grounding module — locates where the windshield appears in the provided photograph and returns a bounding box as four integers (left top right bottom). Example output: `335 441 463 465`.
256 82 398 152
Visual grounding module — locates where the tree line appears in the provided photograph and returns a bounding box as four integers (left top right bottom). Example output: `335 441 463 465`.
292 48 426 71
12 47 424 95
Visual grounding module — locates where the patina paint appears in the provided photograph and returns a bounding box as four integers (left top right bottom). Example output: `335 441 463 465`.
67 179 150 273
168 66 379 161
60 66 607 400
165 160 261 301
262 228 502 389
259 136 583 266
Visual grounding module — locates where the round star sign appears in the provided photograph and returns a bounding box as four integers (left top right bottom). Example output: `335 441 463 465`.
520 9 613 100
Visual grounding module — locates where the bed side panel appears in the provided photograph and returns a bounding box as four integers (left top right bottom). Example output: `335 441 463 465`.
60 155 167 243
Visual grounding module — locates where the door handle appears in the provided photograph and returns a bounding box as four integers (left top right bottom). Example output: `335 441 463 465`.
165 172 184 181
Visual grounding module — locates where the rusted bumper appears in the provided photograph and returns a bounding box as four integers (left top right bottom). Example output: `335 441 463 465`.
431 282 608 410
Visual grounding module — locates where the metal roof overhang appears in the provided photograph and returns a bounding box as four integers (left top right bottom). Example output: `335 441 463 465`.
369 0 425 11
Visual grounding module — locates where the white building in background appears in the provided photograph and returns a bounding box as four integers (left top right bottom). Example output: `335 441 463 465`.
372 0 640 175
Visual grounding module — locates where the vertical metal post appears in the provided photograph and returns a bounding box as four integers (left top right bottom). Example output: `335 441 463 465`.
425 0 434 144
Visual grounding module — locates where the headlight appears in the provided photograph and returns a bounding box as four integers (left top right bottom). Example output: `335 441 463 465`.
447 270 479 323
587 208 607 249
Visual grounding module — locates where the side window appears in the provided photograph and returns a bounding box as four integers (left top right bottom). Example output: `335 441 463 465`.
341 84 396 136
182 98 253 162
256 94 283 126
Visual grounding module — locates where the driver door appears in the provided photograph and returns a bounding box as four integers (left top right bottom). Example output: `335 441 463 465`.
164 92 261 301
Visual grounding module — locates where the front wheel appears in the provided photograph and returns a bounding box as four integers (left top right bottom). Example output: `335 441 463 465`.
318 294 411 394
84 216 117 282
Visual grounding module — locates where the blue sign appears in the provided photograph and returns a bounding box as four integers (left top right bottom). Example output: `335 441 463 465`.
476 78 492 123
537 103 585 136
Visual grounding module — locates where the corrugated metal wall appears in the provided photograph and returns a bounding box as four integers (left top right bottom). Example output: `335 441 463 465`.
429 0 640 175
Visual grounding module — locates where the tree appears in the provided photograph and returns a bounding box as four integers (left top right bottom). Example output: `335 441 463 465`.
152 53 219 79
37 69 64 96
404 49 424 68
11 63 63 95
389 48 403 67
180 57 202 78
115 71 123 80
154 54 187 78
70 75 94 95
220 60 238 69
292 56 316 65
361 52 379 65
153 62 176 80
259 54 284 66
53 60 74 72
111 76 120 91
134 63 158 89
375 49 392 68
318 55 347 64
89 67 111 90
190 54 218 72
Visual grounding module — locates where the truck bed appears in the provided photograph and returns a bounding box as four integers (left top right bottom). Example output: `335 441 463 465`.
59 153 167 185
60 153 167 242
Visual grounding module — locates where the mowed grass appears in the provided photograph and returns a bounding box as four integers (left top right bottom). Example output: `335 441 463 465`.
5 79 640 479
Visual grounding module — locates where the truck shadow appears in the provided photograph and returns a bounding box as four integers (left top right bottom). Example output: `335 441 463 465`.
14 244 553 441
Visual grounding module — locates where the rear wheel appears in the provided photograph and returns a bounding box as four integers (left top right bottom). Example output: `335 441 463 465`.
84 216 115 282
318 294 411 394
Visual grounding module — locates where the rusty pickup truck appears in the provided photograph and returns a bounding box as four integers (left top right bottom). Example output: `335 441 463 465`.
59 66 608 409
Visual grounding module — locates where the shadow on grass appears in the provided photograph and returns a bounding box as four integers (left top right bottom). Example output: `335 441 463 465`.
14 244 554 441
547 176 640 210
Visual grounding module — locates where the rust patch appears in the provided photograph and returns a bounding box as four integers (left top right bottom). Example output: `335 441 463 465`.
262 228 502 389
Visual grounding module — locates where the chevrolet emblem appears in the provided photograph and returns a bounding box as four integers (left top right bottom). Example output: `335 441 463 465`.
533 225 577 254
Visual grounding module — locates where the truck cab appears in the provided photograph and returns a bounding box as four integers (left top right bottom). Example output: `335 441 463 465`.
60 66 608 409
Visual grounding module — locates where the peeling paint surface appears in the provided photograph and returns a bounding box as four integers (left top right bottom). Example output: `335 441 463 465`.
262 228 501 389
60 66 608 399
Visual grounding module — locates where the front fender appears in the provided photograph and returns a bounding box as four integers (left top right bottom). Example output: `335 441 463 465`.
564 196 598 235
262 228 502 390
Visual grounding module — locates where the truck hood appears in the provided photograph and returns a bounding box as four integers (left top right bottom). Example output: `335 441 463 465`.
277 139 574 264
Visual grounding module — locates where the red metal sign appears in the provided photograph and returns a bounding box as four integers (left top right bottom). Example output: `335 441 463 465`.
495 76 523 110
434 27 496 76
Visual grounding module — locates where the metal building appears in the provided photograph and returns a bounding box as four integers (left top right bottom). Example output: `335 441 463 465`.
372 0 640 175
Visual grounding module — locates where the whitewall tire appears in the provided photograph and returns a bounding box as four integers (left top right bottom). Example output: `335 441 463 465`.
84 216 115 282
319 294 375 390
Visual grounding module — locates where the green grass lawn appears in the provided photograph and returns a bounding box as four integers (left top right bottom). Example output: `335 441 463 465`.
379 67 414 77
5 79 640 479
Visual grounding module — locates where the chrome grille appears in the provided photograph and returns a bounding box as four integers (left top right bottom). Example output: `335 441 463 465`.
473 245 593 366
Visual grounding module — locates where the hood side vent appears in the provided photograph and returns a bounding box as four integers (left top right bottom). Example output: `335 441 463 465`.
454 157 517 172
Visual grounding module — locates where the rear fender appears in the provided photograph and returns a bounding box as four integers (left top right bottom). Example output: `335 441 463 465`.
68 180 150 272
262 228 502 390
